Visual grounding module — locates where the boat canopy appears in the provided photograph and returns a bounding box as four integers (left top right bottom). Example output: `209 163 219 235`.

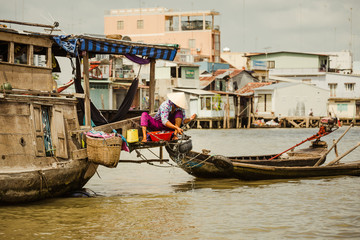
53 35 179 61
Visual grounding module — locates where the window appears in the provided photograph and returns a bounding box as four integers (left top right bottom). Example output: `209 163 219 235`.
14 43 27 64
205 97 211 110
345 83 355 91
188 39 196 49
117 21 124 30
0 41 9 62
185 69 195 79
33 45 47 67
214 35 220 51
267 61 275 69
328 83 337 97
257 94 272 112
165 16 179 31
137 20 144 29
201 96 212 110
337 103 348 112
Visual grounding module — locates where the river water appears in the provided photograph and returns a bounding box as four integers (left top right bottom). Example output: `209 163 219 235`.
1 127 360 239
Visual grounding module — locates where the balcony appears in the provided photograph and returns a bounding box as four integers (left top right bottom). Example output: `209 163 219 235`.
181 20 212 31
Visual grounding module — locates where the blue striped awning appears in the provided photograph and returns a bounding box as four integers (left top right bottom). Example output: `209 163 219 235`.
53 35 178 61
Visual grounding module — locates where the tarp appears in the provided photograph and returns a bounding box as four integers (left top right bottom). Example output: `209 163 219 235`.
53 35 178 61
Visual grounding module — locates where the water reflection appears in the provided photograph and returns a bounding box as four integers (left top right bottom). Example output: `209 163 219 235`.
1 128 360 239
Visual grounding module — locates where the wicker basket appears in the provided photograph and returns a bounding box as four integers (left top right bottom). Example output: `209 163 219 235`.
86 135 122 168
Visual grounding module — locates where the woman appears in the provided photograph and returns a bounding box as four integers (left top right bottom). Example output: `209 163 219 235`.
140 92 196 142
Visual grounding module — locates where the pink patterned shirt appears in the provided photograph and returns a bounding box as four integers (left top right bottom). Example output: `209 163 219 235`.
154 100 186 125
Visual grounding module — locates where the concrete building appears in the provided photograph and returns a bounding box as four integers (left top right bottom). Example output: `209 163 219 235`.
221 52 248 70
155 60 200 104
253 82 329 118
246 51 330 81
320 50 353 74
104 7 221 62
200 69 258 92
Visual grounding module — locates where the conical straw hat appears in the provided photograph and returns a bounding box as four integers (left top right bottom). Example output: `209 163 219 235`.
167 92 188 109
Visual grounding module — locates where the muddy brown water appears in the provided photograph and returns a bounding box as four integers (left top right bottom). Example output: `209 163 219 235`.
1 127 360 239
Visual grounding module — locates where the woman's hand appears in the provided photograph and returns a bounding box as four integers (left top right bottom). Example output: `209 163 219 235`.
190 114 197 121
174 126 183 135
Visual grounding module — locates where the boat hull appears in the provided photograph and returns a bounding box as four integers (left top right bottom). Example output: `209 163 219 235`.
0 160 97 203
232 161 360 180
166 143 328 179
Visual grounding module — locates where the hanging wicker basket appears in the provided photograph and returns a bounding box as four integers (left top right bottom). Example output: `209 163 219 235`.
86 135 122 168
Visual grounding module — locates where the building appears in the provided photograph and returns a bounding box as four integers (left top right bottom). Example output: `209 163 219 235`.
221 52 248 70
246 51 330 81
326 74 360 119
104 7 221 62
320 50 353 74
200 69 258 92
155 60 200 104
253 82 329 118
195 61 229 74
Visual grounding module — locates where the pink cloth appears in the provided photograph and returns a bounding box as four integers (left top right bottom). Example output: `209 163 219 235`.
141 110 183 131
86 130 114 139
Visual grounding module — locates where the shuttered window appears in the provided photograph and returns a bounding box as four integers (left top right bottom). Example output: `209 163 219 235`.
257 94 272 112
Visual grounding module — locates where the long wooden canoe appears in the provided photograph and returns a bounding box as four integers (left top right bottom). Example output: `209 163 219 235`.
231 161 360 180
166 141 328 178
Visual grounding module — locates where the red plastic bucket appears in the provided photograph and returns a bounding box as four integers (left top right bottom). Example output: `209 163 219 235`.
149 131 173 142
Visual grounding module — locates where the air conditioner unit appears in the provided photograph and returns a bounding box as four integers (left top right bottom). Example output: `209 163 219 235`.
196 48 201 52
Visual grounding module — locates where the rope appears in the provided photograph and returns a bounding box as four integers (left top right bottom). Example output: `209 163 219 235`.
38 170 52 197
175 151 213 169
134 149 176 168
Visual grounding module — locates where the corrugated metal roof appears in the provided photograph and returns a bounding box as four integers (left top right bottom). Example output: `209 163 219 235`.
236 82 273 94
254 82 296 90
174 88 215 95
245 51 329 57
199 69 244 88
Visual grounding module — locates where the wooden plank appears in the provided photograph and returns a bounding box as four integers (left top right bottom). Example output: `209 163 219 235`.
0 19 56 29
83 52 91 127
0 134 34 155
288 119 300 128
0 102 30 115
73 93 85 99
0 64 52 91
149 59 156 114
72 149 87 160
93 115 142 135
31 104 45 157
8 42 14 64
27 44 34 66
0 115 31 134
51 107 68 159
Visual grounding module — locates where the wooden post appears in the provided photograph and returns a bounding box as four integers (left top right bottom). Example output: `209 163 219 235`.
83 52 91 128
8 42 14 64
149 58 156 114
159 146 163 160
223 103 227 128
236 96 241 128
326 142 360 166
333 139 338 158
226 94 230 128
46 47 52 68
306 117 309 128
314 123 353 166
27 45 33 66
247 99 251 129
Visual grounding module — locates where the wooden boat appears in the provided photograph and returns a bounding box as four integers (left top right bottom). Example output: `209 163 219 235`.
0 24 97 203
0 20 179 203
166 140 328 178
231 161 360 180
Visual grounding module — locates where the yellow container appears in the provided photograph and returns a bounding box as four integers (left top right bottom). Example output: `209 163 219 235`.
126 129 139 143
